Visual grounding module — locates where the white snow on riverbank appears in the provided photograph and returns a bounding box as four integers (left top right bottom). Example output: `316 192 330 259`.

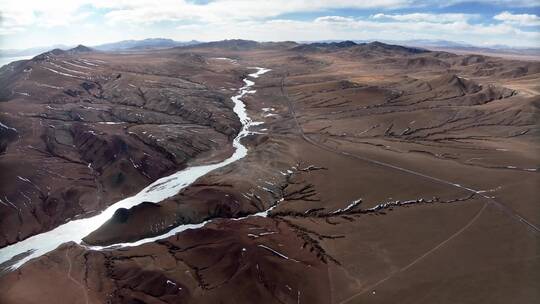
0 67 271 270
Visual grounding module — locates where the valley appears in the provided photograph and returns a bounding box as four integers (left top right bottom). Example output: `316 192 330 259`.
0 39 538 304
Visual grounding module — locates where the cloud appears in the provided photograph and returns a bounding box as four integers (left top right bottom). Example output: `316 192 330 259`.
371 13 477 23
173 15 539 47
448 0 539 7
1 0 538 34
315 16 356 23
1 0 539 48
0 0 92 34
3 1 536 31
494 11 540 26
100 0 413 25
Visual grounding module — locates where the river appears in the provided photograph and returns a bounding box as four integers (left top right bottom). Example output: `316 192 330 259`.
0 67 271 270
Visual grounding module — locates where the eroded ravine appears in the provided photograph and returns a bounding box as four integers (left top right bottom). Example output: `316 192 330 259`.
0 67 271 270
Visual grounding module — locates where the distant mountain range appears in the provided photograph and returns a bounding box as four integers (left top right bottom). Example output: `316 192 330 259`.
93 38 200 51
0 38 201 57
302 39 540 57
1 38 538 60
385 39 540 57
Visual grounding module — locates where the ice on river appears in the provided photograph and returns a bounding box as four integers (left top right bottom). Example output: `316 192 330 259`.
0 67 271 270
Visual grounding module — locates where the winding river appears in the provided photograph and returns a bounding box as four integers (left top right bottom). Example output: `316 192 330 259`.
0 67 271 270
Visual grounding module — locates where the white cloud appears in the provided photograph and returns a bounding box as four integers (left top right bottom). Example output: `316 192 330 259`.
444 0 539 8
494 11 540 26
315 16 356 23
371 13 477 23
1 0 539 34
0 0 413 32
0 0 539 48
99 0 413 25
0 0 92 34
173 15 539 47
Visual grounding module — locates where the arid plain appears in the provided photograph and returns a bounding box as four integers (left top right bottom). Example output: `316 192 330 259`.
0 40 538 303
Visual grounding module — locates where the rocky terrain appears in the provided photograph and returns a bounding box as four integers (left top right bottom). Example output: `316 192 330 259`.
0 40 538 303
0 45 246 248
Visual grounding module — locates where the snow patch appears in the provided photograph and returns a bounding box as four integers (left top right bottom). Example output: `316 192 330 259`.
0 67 272 270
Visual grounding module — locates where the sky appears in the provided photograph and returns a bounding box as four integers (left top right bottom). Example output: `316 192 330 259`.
0 0 539 50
